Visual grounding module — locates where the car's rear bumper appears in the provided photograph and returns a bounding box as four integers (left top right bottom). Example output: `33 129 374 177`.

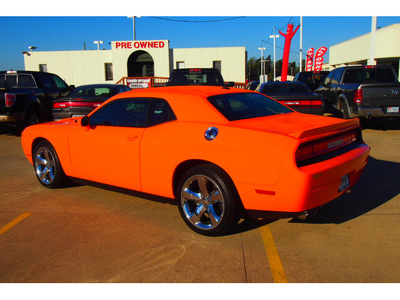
238 143 370 214
351 107 400 118
0 112 24 123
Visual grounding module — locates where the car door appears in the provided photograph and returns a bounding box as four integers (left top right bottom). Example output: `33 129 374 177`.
67 98 148 191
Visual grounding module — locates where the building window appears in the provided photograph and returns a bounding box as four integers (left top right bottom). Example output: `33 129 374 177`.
176 61 185 69
105 63 113 81
213 61 221 72
39 64 47 72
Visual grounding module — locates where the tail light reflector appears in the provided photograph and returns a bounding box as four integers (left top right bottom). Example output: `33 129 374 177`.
296 130 359 163
5 93 17 107
280 100 322 110
353 88 363 104
53 101 102 109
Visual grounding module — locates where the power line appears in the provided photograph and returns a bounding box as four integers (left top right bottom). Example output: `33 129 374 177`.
148 16 245 23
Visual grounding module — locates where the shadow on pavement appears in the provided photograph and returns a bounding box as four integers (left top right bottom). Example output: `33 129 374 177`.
291 156 400 224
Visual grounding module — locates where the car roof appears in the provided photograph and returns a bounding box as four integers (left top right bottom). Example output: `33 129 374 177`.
103 86 253 124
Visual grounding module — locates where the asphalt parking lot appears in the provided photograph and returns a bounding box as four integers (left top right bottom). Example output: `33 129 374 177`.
0 119 399 283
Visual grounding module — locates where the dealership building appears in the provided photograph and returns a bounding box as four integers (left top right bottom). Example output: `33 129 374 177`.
328 23 400 80
23 40 247 87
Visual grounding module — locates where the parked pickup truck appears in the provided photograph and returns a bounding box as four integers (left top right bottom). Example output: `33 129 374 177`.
0 70 74 128
166 68 234 87
315 65 400 120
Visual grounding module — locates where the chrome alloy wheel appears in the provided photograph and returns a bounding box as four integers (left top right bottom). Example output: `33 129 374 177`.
34 146 57 185
180 175 225 230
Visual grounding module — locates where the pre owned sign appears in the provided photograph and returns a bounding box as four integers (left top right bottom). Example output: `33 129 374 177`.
115 41 166 49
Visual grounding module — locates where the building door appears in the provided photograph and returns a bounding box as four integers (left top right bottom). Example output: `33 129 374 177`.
127 50 154 77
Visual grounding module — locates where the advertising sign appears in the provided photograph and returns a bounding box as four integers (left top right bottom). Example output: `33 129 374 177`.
314 46 327 73
305 47 314 72
127 78 151 89
115 41 166 49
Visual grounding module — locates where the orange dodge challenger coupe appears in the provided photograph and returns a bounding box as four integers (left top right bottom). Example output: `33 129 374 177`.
21 86 370 235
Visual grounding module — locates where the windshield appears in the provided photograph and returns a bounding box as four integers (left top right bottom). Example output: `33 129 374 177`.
208 92 293 121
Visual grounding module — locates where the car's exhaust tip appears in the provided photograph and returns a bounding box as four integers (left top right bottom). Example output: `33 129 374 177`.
296 208 319 221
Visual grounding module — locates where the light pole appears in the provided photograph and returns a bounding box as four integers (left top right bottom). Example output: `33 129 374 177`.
258 47 266 83
269 32 279 81
128 16 140 40
93 41 103 50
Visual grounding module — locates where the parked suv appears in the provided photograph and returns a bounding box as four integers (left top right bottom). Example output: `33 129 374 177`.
0 70 74 128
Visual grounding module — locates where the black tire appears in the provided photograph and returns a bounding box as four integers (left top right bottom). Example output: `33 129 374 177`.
338 100 351 119
33 140 66 188
176 164 240 236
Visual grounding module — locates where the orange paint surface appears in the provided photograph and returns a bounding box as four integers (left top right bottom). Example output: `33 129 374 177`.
21 86 370 214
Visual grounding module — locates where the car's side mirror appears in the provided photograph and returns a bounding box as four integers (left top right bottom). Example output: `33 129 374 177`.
81 116 89 126
226 82 235 87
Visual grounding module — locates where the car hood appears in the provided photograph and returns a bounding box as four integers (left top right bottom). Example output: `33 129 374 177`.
230 112 360 139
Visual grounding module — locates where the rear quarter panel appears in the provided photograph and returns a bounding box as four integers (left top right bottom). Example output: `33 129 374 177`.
139 120 293 200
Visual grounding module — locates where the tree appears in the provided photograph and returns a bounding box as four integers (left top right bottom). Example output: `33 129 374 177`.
247 55 272 81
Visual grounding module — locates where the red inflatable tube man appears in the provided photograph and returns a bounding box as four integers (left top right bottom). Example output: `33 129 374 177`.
279 24 300 82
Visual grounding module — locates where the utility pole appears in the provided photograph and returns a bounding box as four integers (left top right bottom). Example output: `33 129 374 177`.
269 27 279 81
258 47 266 83
128 16 140 40
299 16 303 72
368 16 377 65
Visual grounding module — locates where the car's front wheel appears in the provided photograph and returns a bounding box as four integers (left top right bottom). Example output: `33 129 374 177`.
33 140 66 188
176 164 240 236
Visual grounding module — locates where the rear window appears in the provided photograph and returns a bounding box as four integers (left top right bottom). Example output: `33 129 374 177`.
0 74 36 88
70 86 113 98
261 83 313 94
169 69 223 86
208 92 293 121
343 68 397 84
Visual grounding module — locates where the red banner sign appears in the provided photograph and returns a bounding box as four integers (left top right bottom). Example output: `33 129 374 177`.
115 41 165 49
314 46 327 73
305 47 314 72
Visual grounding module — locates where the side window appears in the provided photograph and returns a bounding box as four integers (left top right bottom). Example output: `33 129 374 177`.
331 68 343 85
343 69 363 84
323 70 335 86
51 74 69 90
38 74 56 89
147 99 177 126
18 74 37 88
90 98 149 127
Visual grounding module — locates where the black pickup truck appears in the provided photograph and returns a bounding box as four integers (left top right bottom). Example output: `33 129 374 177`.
315 65 400 120
166 68 234 87
0 70 74 128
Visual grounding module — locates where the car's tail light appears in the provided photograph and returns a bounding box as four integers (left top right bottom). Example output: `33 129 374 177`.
53 101 102 109
295 130 360 163
5 93 16 107
353 88 363 104
282 100 322 106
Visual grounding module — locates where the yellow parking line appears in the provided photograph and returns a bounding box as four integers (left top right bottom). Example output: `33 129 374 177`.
0 213 32 236
259 225 288 283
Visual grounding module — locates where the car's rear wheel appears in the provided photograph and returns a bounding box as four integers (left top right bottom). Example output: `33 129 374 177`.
176 164 240 236
33 141 66 188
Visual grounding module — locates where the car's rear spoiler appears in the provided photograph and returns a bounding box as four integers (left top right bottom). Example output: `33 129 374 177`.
289 118 361 139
